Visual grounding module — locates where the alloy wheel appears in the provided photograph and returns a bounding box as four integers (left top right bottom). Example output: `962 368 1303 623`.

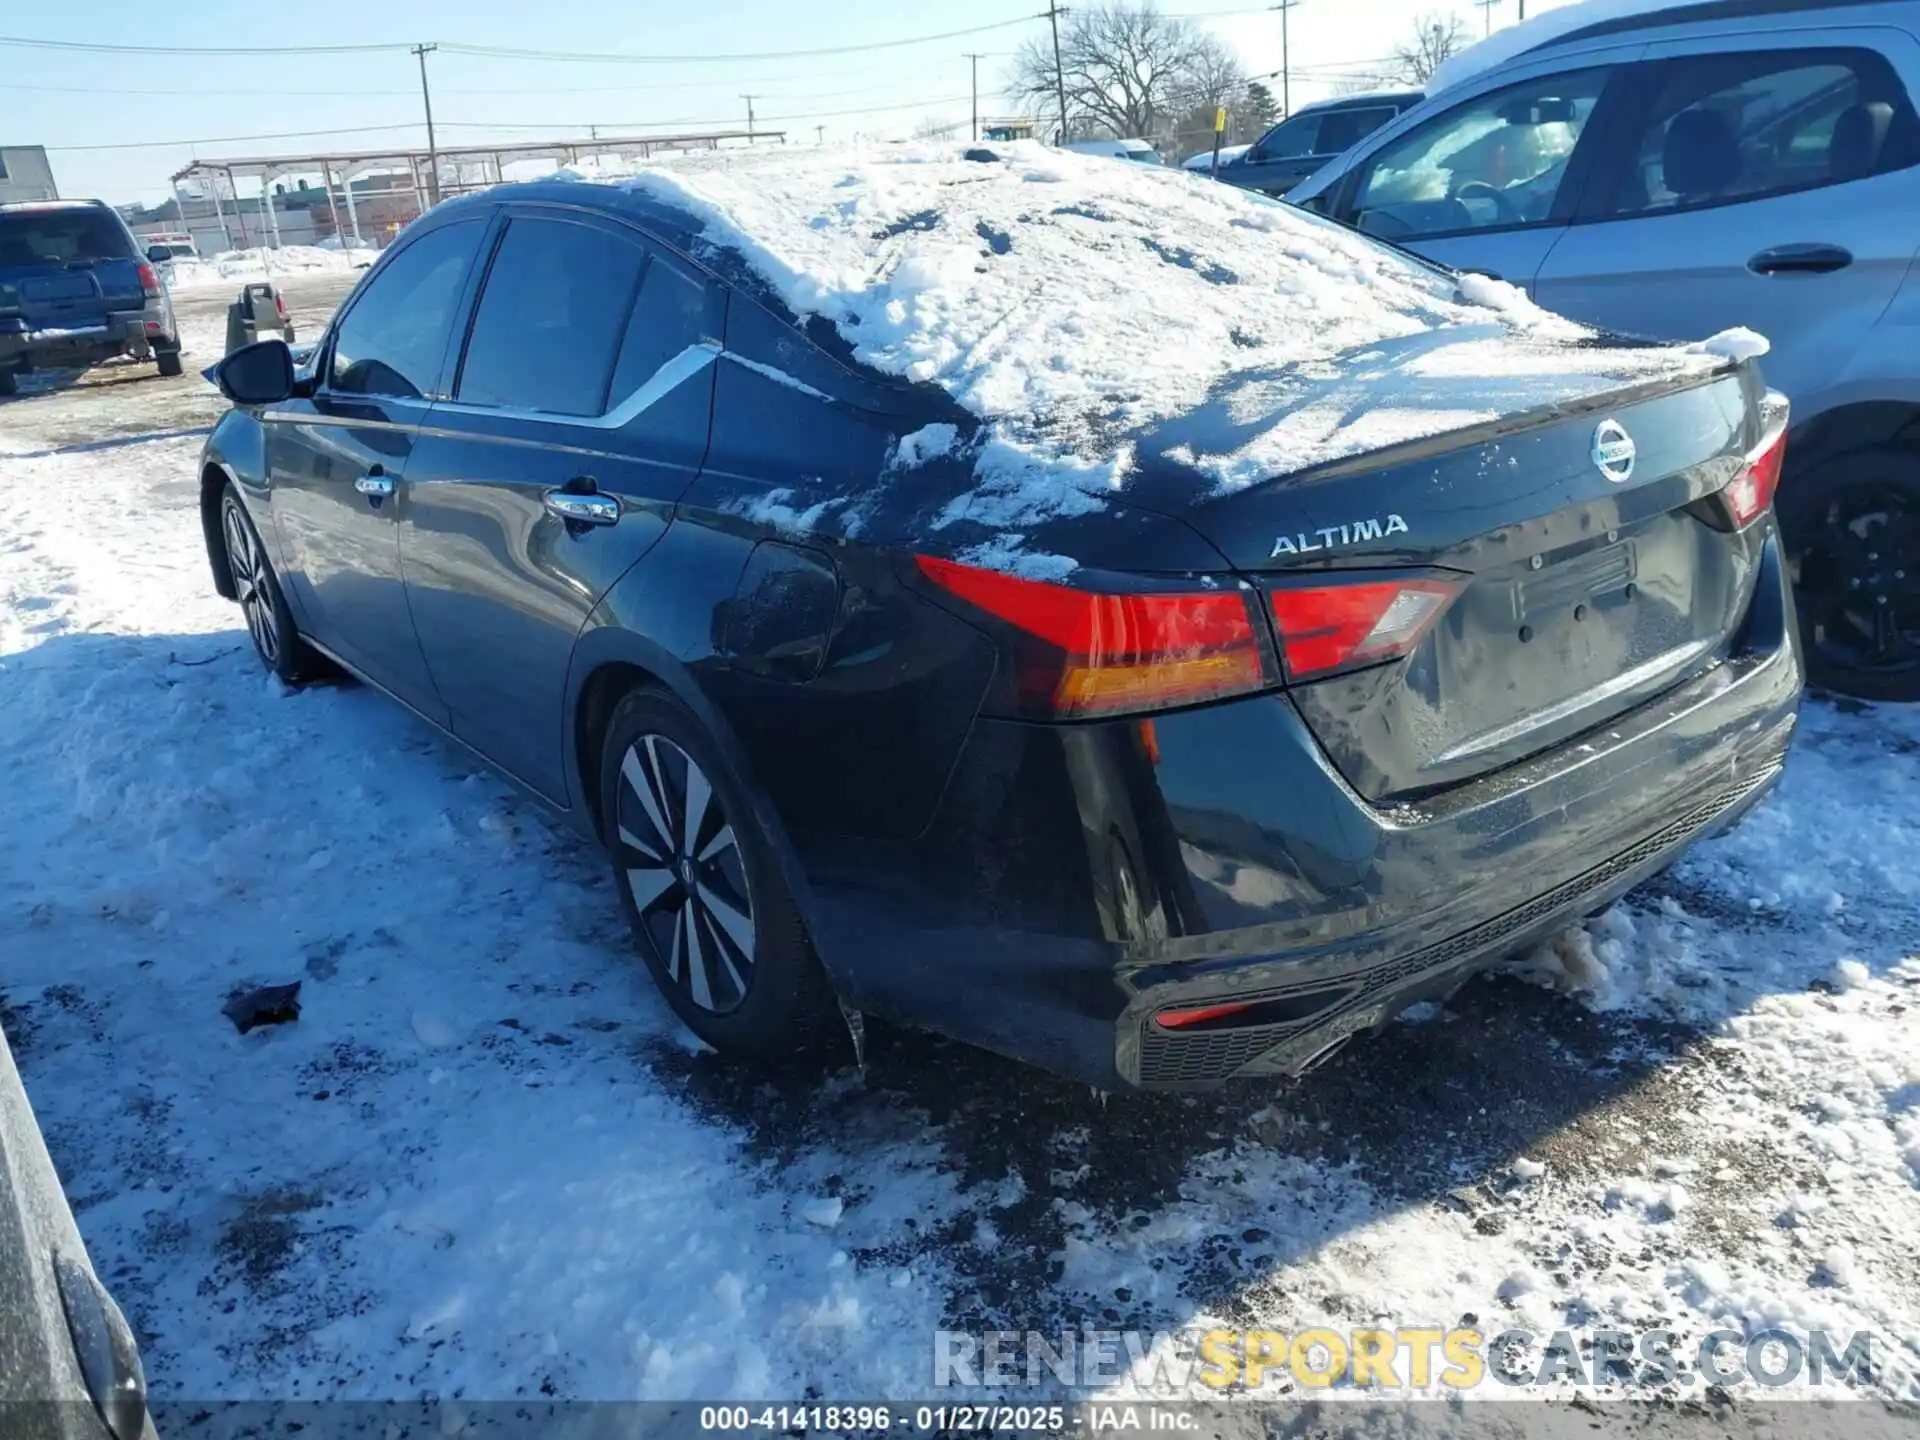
1792 484 1920 685
223 501 280 668
613 733 757 1013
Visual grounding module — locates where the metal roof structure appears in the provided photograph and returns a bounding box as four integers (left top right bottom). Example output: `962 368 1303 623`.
167 130 782 189
165 128 784 253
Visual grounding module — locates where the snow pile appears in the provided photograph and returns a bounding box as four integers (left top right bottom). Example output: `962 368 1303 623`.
1430 0 1688 94
161 243 379 291
1687 326 1771 362
594 142 1720 532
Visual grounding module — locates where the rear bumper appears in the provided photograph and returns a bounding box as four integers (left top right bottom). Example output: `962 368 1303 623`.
0 304 177 370
795 531 1804 1091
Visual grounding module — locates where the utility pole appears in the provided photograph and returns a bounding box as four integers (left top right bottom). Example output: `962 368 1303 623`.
413 43 442 206
1474 0 1499 36
815 125 825 146
1045 2 1070 143
963 52 985 141
1271 0 1301 119
742 94 758 140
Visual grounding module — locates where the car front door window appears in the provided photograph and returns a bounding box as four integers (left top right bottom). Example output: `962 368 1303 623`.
455 216 647 416
1250 114 1323 163
327 219 484 399
1349 68 1611 239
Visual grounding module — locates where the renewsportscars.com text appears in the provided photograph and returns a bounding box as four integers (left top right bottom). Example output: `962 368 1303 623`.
933 1326 1878 1392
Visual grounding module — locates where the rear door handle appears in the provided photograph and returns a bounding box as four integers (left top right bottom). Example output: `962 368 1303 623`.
1749 243 1853 276
354 467 394 498
543 485 620 526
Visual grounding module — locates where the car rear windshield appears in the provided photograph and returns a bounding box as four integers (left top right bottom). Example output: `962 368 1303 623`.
0 211 136 267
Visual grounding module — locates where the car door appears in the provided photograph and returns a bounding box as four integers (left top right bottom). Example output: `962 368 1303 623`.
265 215 487 718
1231 111 1329 194
1532 31 1920 405
403 206 718 802
1314 55 1643 288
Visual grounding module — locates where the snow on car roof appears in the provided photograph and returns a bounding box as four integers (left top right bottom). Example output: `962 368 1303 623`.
1430 0 1712 94
582 142 1725 564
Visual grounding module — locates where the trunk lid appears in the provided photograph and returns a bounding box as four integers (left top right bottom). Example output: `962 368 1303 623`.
1139 348 1769 802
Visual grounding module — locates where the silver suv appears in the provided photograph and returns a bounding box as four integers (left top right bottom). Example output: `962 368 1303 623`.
1289 0 1920 700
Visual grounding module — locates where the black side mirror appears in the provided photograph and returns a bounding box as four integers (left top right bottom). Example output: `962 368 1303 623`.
215 339 296 406
145 245 172 265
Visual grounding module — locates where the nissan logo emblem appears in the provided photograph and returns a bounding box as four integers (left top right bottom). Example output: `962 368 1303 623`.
1592 419 1636 483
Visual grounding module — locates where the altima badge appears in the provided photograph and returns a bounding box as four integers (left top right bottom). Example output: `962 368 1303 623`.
1270 513 1408 559
1592 419 1636 483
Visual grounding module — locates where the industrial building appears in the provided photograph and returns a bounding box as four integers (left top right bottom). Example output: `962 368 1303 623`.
0 147 58 204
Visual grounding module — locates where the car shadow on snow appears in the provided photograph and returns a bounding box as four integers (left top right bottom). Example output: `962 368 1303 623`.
648 977 1711 1339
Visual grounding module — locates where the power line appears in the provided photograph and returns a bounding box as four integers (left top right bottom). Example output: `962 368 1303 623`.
42 92 997 154
46 123 430 153
435 16 1037 65
0 32 408 55
0 75 929 100
0 14 1034 63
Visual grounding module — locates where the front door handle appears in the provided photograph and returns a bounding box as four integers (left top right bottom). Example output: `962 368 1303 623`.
543 486 620 526
354 467 395 498
1749 243 1853 276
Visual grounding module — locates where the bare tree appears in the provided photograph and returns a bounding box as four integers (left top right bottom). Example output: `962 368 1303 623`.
1392 12 1471 85
1331 73 1396 96
1009 2 1246 146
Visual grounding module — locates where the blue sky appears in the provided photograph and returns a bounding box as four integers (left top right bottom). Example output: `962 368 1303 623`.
10 0 1576 204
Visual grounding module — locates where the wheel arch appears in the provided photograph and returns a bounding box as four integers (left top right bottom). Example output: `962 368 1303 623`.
1786 399 1920 478
200 457 241 600
564 625 830 967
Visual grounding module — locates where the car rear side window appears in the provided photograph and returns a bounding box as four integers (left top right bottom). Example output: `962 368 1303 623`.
0 210 134 266
1601 48 1918 218
457 216 646 417
329 218 483 399
1315 106 1399 155
1348 68 1612 239
606 257 709 409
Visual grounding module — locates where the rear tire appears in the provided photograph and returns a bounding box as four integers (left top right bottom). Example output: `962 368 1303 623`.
1777 446 1920 702
599 687 840 1060
0 369 16 397
218 485 325 686
156 348 184 378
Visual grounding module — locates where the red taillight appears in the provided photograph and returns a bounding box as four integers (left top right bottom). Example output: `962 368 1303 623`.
914 554 1271 718
1267 577 1460 682
135 262 161 298
1723 423 1787 529
275 294 289 320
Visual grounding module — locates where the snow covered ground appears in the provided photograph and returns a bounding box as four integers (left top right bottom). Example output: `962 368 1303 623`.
0 277 1917 1429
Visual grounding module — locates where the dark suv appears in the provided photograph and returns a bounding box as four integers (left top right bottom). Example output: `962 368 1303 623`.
0 200 182 395
1213 91 1425 195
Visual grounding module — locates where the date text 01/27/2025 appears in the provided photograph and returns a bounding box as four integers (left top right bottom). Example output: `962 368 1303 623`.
698 1404 1190 1432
